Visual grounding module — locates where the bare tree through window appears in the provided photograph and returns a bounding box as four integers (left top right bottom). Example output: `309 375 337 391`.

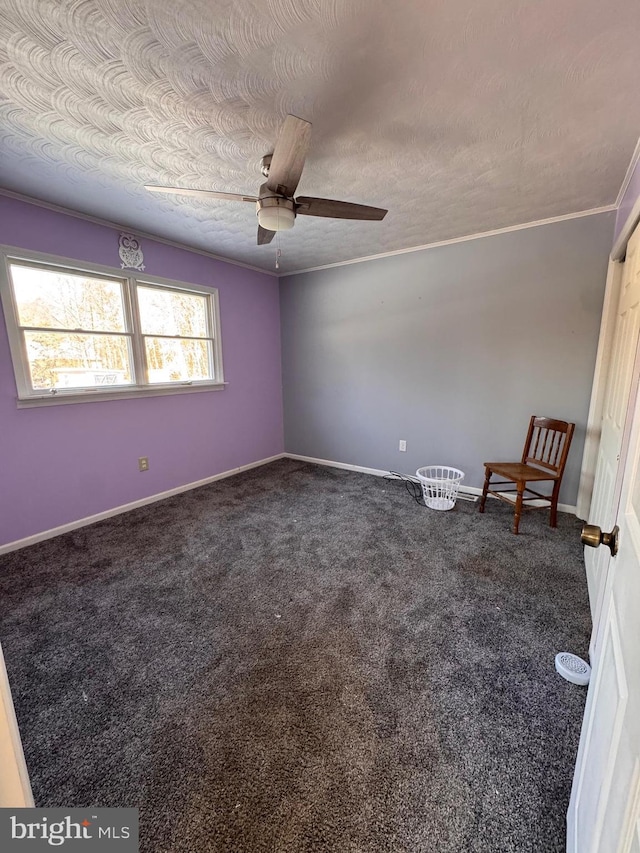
12 266 131 389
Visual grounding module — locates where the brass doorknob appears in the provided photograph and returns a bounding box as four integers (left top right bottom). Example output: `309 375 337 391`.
581 523 619 556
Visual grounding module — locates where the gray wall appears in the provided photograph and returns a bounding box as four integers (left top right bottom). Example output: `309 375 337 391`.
279 211 616 507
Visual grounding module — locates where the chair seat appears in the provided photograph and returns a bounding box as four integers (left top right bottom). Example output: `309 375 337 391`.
483 462 558 482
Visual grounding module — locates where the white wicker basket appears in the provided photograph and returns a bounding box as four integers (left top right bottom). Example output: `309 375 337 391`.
416 466 465 511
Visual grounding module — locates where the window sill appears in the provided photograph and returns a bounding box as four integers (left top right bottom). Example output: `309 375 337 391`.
16 381 228 408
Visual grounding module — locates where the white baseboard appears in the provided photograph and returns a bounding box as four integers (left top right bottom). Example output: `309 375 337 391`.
284 454 577 514
1 451 577 554
0 453 286 555
462 485 576 515
285 453 392 478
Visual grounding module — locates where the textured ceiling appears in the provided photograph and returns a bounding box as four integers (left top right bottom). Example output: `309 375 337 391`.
1 0 639 274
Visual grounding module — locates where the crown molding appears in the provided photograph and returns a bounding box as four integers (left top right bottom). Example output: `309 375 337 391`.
615 135 640 209
279 204 617 277
0 188 277 278
0 187 619 280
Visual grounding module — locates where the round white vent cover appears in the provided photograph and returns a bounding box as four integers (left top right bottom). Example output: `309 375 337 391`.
555 652 591 686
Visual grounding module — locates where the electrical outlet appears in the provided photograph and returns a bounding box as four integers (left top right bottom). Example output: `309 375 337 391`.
138 456 149 472
399 440 407 452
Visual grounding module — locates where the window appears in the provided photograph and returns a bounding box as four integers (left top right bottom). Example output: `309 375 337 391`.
10 263 134 392
136 284 213 384
0 250 224 406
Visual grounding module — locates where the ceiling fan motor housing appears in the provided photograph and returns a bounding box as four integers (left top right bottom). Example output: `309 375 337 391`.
257 190 296 232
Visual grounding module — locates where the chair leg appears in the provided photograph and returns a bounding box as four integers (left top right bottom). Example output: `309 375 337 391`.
550 481 561 528
479 466 491 513
513 481 524 534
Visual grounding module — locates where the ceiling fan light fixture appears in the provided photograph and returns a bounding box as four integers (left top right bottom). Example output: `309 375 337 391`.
257 197 295 231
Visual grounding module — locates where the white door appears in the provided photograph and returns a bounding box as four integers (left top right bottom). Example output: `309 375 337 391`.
585 225 640 663
567 227 640 851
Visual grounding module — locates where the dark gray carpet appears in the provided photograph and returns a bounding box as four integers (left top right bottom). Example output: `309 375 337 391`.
0 459 590 852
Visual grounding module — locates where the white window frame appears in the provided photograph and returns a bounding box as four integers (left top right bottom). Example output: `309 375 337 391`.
0 246 225 407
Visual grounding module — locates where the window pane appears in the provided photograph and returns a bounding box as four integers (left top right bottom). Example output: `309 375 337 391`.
144 337 212 383
137 286 209 337
24 331 133 390
10 264 126 332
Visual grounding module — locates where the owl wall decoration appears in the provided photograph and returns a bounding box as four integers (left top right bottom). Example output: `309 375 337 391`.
118 233 145 271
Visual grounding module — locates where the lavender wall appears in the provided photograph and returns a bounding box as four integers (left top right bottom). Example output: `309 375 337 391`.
0 196 284 547
615 157 640 241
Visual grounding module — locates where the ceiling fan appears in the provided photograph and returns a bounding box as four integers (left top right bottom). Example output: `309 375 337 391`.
145 115 388 245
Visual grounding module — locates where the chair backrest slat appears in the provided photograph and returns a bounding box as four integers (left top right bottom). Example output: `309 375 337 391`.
541 428 551 463
532 425 542 460
522 416 575 475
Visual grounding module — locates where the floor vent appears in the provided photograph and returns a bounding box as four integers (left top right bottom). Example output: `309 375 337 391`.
555 652 591 686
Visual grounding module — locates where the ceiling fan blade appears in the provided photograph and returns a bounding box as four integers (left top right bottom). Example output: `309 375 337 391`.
266 115 312 197
257 225 275 245
145 185 257 203
295 197 387 221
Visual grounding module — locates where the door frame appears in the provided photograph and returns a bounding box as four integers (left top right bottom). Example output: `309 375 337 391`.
577 195 640 522
0 643 34 807
576 259 623 521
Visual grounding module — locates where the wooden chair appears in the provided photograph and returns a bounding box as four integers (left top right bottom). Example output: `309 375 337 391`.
478 416 575 534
